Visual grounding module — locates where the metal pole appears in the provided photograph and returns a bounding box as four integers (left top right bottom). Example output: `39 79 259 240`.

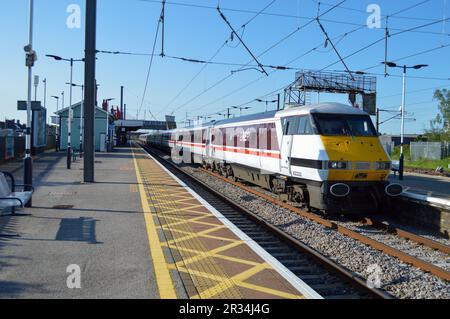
56 97 59 152
43 78 47 109
399 66 406 181
376 108 380 134
277 93 280 111
120 86 124 120
24 0 34 208
79 85 84 158
84 0 97 183
67 59 73 169
62 91 64 109
34 75 38 101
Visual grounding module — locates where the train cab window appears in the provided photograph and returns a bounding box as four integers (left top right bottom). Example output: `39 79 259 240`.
297 116 314 135
347 117 376 137
282 117 299 135
314 114 377 137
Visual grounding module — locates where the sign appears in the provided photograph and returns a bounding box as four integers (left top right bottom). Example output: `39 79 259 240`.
165 115 176 123
33 108 47 148
50 116 59 125
17 100 42 111
363 93 377 116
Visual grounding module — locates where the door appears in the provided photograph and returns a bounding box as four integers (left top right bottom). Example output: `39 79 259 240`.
280 135 293 175
279 117 298 176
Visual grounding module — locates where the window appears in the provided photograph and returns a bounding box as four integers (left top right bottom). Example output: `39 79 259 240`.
298 116 313 135
282 117 299 135
313 114 377 137
347 117 375 137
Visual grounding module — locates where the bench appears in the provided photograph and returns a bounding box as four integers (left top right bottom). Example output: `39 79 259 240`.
0 171 34 215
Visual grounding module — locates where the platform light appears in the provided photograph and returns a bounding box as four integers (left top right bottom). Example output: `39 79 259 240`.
382 61 429 180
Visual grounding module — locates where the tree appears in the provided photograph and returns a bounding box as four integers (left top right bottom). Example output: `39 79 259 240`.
425 89 450 141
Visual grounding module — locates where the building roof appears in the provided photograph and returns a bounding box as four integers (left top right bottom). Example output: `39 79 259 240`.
55 102 108 115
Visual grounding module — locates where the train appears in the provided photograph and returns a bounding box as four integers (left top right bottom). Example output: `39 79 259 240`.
139 102 403 215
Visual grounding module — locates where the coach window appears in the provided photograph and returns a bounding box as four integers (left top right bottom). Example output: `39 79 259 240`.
282 117 299 135
297 116 314 135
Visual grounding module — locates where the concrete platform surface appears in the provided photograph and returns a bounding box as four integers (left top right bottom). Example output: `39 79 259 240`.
0 148 158 298
0 147 319 299
389 172 450 201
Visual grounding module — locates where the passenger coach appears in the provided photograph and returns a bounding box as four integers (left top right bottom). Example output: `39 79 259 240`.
140 103 402 214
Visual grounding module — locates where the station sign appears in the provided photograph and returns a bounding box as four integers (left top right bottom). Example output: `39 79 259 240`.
17 100 42 111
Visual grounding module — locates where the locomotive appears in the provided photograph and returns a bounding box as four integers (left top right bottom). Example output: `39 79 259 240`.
140 102 403 214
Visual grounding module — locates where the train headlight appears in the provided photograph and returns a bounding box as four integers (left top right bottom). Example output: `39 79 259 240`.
375 162 391 170
328 161 349 170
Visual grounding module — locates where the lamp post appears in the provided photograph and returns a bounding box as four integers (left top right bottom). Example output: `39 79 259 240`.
51 95 60 151
231 106 251 117
255 98 277 112
67 83 84 158
46 55 84 169
61 91 64 109
43 78 47 109
51 96 59 111
23 0 37 207
383 61 429 180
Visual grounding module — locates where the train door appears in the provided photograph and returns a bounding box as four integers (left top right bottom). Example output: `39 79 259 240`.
279 117 298 176
205 127 213 161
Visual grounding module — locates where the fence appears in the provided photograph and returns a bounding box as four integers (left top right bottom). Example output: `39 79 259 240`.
0 136 25 162
410 142 449 161
0 131 59 163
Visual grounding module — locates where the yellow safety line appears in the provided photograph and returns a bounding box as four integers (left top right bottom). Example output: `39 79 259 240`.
132 147 177 299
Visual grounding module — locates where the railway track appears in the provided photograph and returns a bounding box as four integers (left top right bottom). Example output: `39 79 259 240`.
196 166 450 282
138 142 393 299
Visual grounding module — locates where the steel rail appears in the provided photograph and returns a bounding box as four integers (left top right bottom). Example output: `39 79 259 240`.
199 169 450 282
360 217 450 255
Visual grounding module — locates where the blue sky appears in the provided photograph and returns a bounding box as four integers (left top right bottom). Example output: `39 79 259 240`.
1 0 449 134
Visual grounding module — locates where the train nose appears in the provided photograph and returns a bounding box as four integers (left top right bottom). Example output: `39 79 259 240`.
385 183 403 197
330 183 350 197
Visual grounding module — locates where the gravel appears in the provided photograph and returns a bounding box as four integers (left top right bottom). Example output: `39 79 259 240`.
182 166 450 299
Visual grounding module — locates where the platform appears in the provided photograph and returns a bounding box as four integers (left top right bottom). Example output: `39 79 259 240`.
389 172 450 207
0 147 319 299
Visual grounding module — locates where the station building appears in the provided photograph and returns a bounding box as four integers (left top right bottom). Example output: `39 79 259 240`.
56 102 114 152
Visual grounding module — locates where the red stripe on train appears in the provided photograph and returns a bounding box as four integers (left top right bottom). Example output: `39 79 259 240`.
168 140 281 159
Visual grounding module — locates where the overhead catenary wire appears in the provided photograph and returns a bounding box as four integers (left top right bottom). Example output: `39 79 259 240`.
132 0 448 122
138 7 163 119
320 17 450 72
139 0 439 23
162 0 277 113
199 1 450 118
165 0 346 117
361 43 450 72
217 6 268 76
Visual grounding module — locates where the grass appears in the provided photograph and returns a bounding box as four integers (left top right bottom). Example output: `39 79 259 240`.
390 145 450 172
